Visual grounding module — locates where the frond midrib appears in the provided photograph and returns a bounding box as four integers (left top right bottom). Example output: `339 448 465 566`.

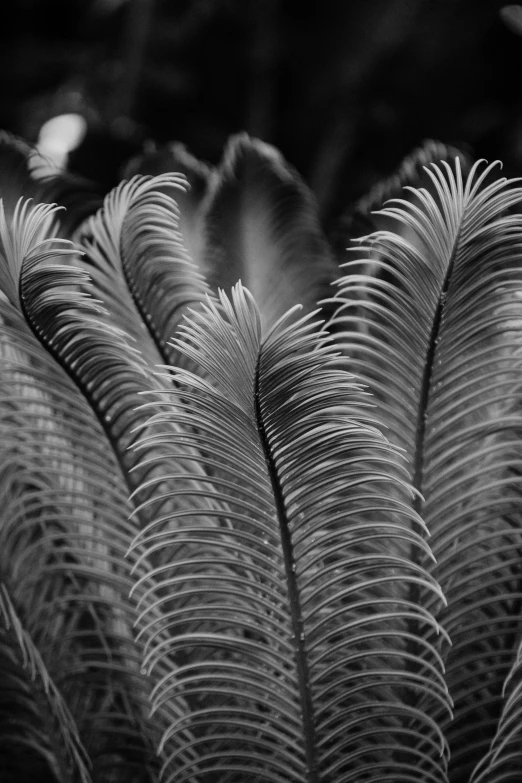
254 346 319 783
17 280 134 499
412 202 464 511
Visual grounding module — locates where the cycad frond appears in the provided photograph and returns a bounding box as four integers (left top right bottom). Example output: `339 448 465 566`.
0 290 156 782
329 158 522 779
332 139 470 275
75 174 209 369
201 134 339 331
123 142 212 274
130 283 450 783
0 198 201 779
1 197 154 483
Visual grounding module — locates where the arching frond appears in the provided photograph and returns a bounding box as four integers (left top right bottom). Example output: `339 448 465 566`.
123 141 212 274
0 197 153 481
75 174 210 369
201 134 339 332
0 198 202 779
331 139 470 288
130 283 450 783
329 158 522 780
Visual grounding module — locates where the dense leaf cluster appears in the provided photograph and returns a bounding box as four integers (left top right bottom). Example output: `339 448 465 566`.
0 132 522 782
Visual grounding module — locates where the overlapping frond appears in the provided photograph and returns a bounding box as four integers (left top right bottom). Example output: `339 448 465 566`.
329 158 522 780
353 140 469 225
331 139 470 277
0 132 41 219
0 197 201 779
1 197 155 482
201 134 339 331
124 142 212 274
75 174 210 368
130 283 450 783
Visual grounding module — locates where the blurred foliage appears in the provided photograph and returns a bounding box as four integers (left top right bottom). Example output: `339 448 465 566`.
1 0 522 227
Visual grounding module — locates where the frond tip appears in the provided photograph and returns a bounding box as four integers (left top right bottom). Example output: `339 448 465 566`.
329 156 522 781
130 283 450 783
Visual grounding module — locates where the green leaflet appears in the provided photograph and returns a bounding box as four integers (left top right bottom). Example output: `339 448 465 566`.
129 284 450 783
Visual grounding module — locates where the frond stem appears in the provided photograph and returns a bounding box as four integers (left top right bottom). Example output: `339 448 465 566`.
18 289 134 500
412 231 462 513
405 208 464 719
254 352 318 783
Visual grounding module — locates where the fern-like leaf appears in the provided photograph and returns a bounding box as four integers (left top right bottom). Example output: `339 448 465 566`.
123 141 212 275
329 158 522 780
201 134 339 331
130 284 450 783
75 174 209 369
0 196 201 779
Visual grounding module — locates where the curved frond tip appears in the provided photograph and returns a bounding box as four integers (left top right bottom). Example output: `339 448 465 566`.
329 156 522 780
130 283 450 783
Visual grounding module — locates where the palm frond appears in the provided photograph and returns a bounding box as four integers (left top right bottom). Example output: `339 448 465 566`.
1 197 152 479
0 197 202 779
75 173 210 371
201 134 339 331
129 283 450 783
123 141 212 275
329 157 522 780
0 296 157 782
331 139 470 277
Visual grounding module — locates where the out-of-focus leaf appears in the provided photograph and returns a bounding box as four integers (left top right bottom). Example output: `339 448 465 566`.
201 134 340 331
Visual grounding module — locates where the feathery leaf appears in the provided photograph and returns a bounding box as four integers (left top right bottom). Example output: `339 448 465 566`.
130 283 450 783
201 134 339 331
123 142 212 275
329 157 522 780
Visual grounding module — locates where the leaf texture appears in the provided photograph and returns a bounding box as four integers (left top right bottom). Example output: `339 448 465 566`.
123 141 212 275
331 138 470 281
201 134 340 331
329 158 522 780
130 283 450 783
75 173 210 371
0 196 201 779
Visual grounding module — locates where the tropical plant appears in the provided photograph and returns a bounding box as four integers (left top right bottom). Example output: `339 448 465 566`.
1 130 522 783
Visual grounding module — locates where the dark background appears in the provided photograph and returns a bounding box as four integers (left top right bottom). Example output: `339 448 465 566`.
1 0 522 229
